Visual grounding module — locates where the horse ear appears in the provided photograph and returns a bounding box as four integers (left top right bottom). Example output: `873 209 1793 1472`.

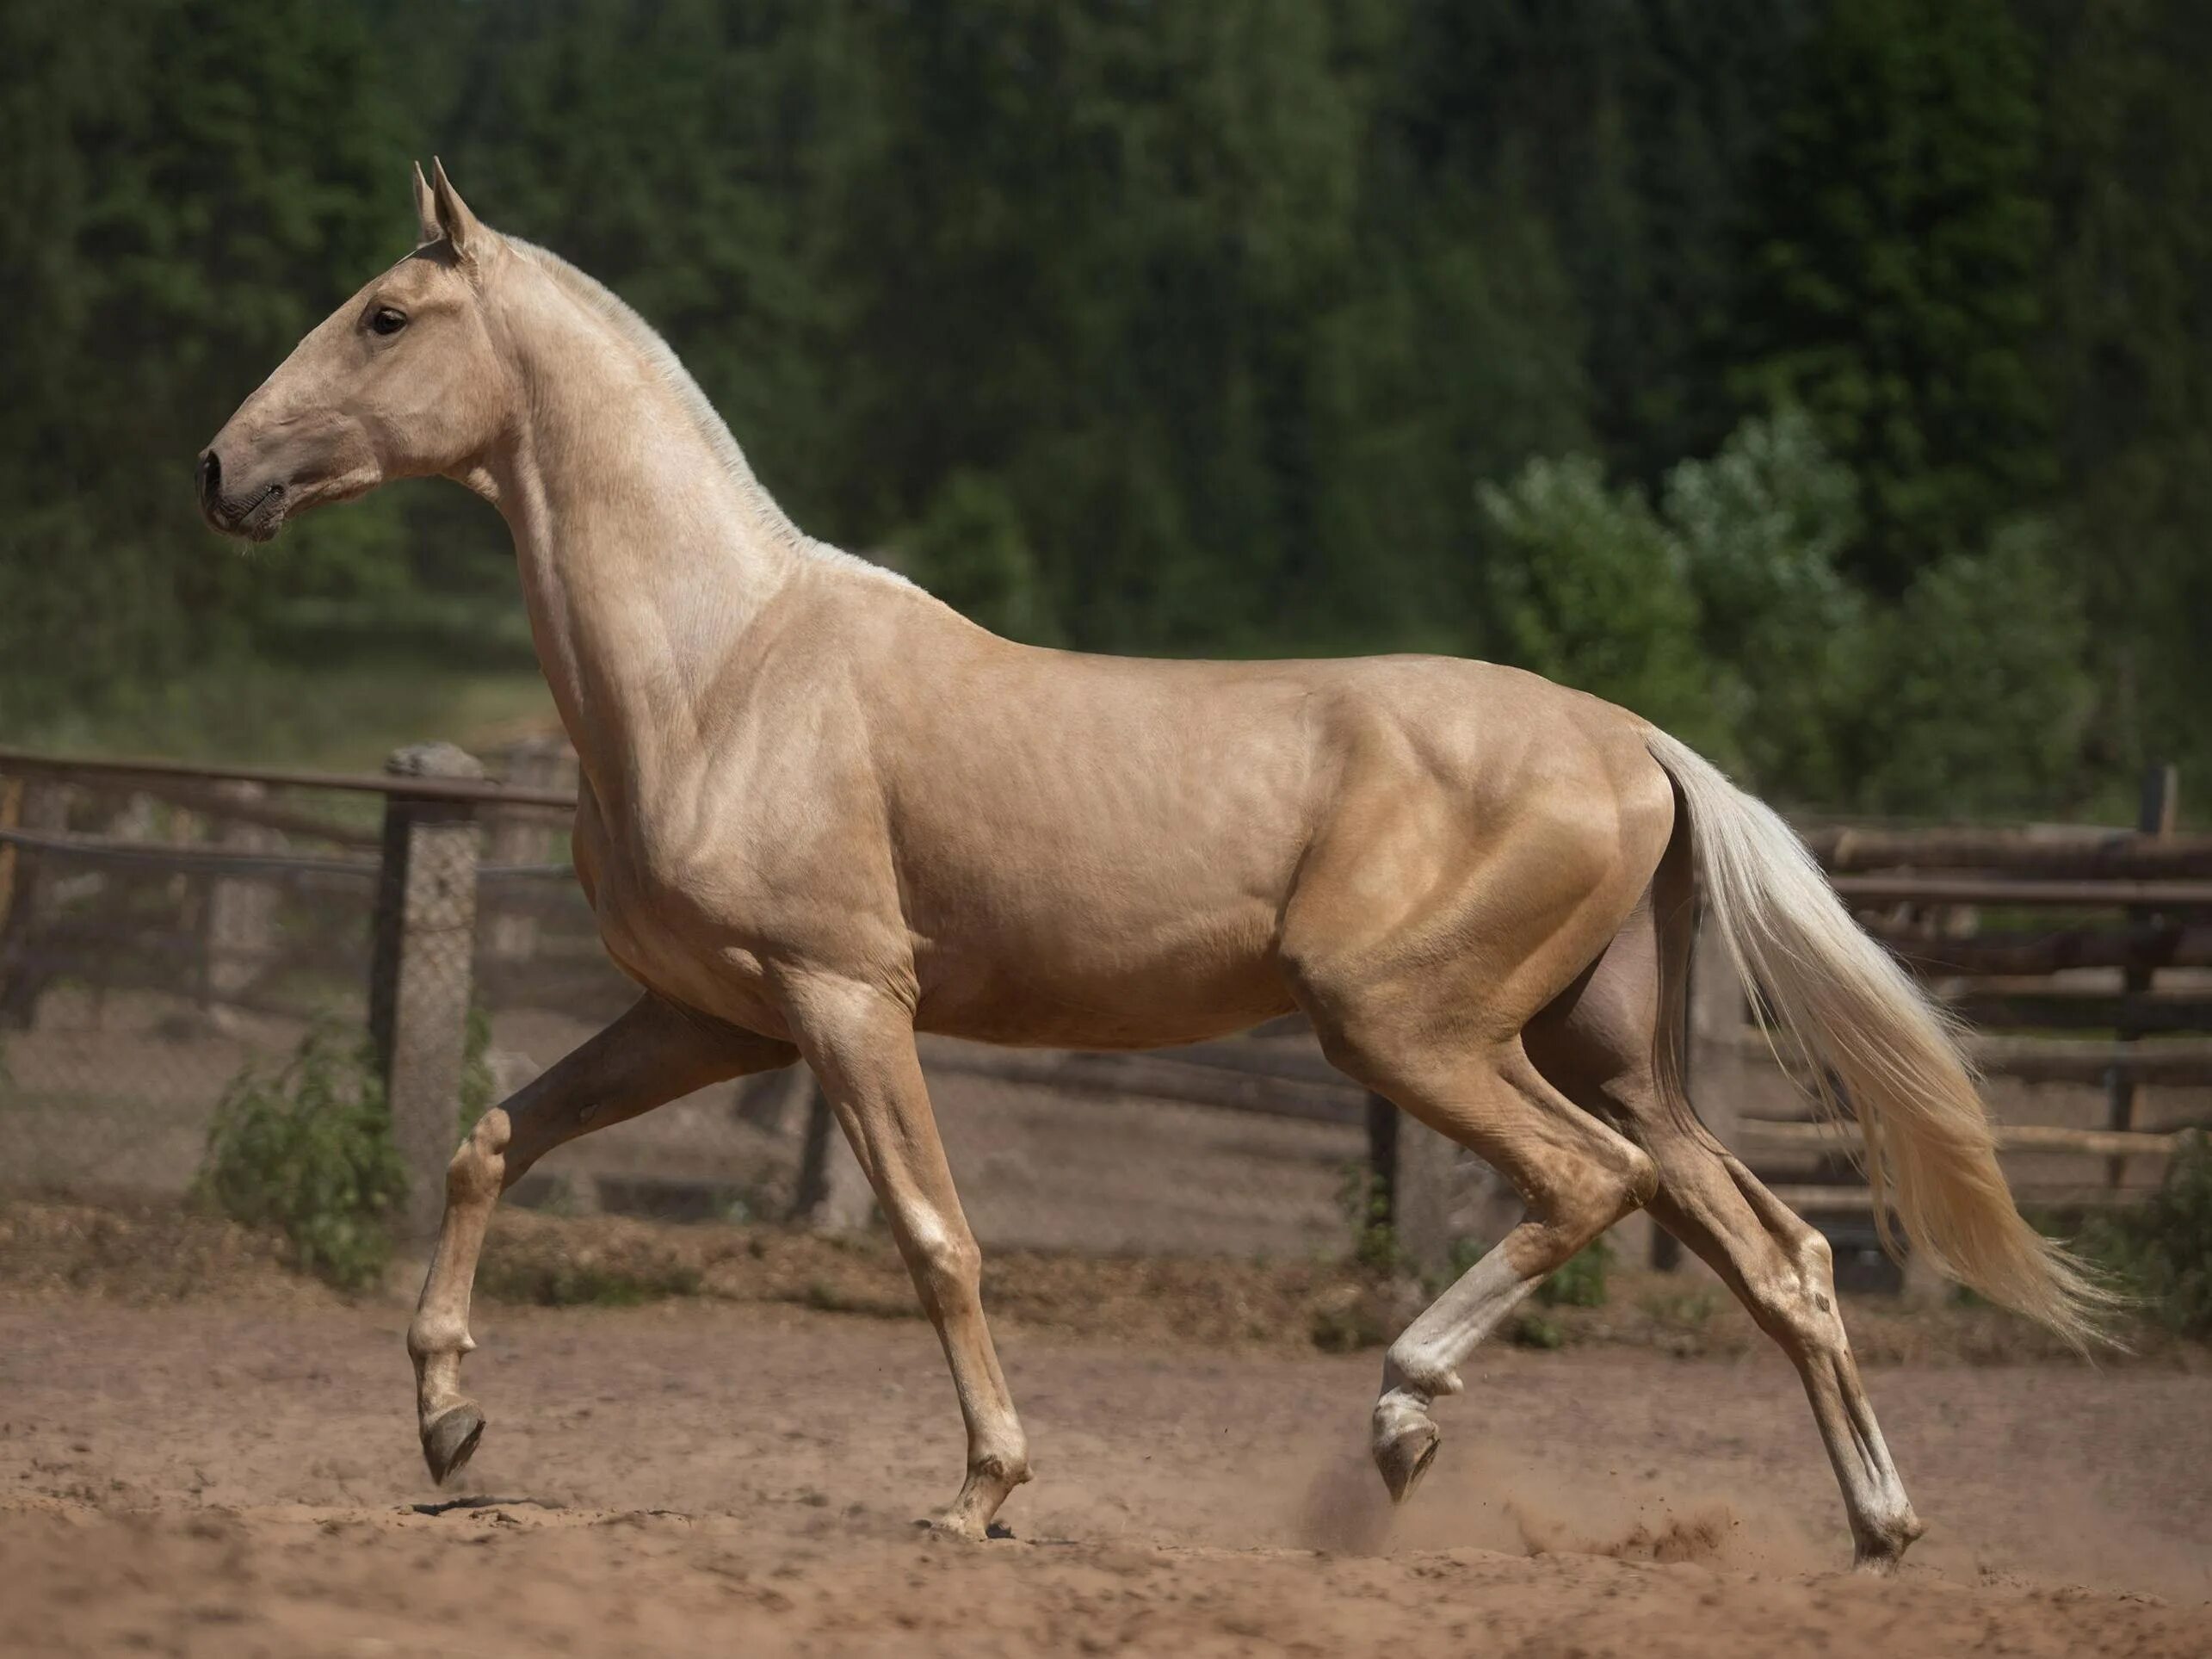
429 157 486 262
411 161 440 246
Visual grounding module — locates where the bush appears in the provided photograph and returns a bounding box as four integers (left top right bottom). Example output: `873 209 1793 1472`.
195 1024 407 1291
2081 1130 2212 1338
1535 1237 1614 1309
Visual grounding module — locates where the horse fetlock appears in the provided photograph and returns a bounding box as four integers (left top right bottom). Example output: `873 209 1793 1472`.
1851 1507 1926 1575
405 1314 474 1365
1383 1339 1461 1403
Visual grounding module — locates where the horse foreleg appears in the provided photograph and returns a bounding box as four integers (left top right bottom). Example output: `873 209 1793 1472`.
782 975 1029 1538
406 993 796 1483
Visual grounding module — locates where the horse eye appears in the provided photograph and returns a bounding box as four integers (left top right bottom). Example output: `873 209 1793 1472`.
369 306 408 336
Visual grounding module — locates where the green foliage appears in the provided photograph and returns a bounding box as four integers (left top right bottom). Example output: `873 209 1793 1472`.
478 1254 702 1309
195 1024 406 1291
1735 0 2054 593
893 472 1051 642
195 1005 496 1291
1535 1238 1614 1309
1663 407 1873 807
3 0 2209 811
1437 1235 1613 1349
1856 521 2096 814
1480 458 1719 745
2080 1130 2212 1337
1337 1160 1404 1276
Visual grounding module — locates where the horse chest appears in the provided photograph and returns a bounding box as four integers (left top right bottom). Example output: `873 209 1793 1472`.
572 788 899 1031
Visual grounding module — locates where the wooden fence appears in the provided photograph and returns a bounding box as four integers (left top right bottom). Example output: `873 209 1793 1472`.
3 743 2207 1281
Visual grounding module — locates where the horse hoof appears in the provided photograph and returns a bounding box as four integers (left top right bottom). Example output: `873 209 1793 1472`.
1851 1512 1927 1575
422 1404 486 1485
1373 1413 1441 1505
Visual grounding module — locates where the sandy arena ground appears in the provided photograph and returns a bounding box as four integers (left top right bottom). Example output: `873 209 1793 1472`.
3 1286 2209 1657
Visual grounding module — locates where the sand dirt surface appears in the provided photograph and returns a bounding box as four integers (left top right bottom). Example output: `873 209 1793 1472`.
3 1294 2209 1656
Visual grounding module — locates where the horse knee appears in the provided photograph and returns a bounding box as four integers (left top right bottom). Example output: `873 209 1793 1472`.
903 1214 982 1303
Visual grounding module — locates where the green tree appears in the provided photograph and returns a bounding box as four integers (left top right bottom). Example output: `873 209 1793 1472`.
1857 520 2093 815
1662 407 1871 807
892 471 1049 642
0 0 421 734
1479 456 1720 745
1736 0 2053 593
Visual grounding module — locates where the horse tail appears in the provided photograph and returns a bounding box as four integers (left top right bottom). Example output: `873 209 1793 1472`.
1643 727 2116 1350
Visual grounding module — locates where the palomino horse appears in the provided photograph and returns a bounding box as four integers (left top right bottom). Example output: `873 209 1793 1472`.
200 163 2105 1571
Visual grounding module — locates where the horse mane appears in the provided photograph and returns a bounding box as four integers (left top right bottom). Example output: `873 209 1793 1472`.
504 236 910 589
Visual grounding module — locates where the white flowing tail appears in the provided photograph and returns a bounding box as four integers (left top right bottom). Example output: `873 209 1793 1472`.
1644 728 2115 1349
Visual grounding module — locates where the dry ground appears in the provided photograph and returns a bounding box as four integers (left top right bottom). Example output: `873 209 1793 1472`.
3 1207 2209 1656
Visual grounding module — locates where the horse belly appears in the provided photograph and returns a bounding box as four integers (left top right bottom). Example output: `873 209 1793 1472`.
912 902 1294 1049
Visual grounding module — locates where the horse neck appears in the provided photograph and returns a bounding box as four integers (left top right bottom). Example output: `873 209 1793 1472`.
474 273 805 810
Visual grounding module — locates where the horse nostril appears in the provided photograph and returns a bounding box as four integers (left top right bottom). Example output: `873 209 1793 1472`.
197 450 222 510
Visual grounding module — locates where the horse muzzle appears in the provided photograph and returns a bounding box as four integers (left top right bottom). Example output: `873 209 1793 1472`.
195 447 288 542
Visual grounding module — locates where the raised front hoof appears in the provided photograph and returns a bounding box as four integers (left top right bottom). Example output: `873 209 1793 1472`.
1851 1512 1927 1575
421 1403 486 1486
1372 1413 1441 1506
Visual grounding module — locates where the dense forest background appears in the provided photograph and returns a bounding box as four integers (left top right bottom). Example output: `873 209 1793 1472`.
3 0 2207 817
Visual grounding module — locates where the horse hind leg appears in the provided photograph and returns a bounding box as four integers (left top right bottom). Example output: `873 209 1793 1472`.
1523 856 1925 1572
1356 1037 1659 1503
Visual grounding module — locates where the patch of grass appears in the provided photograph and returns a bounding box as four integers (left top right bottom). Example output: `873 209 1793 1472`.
194 1023 407 1291
1536 1239 1614 1309
1437 1235 1615 1309
1309 1294 1393 1353
15 657 553 773
478 1255 702 1307
1638 1284 1721 1333
794 1278 919 1319
1508 1310 1566 1349
2079 1130 2212 1337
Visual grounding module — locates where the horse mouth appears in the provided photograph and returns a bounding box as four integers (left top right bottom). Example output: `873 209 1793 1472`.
214 481 287 542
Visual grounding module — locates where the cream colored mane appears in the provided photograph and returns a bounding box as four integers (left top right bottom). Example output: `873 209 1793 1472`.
506 236 910 589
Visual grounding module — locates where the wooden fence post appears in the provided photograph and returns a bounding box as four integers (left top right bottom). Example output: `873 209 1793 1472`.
2108 762 2178 1186
0 777 67 1031
369 743 485 1252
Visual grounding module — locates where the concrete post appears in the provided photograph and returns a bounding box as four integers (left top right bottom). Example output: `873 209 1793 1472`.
369 743 485 1250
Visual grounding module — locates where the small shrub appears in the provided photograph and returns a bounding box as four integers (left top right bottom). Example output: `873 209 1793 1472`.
1309 1291 1393 1353
1337 1161 1405 1275
195 1024 406 1291
1509 1311 1565 1349
2080 1130 2212 1337
1536 1238 1614 1309
1438 1235 1614 1308
1639 1284 1720 1332
479 1254 702 1307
